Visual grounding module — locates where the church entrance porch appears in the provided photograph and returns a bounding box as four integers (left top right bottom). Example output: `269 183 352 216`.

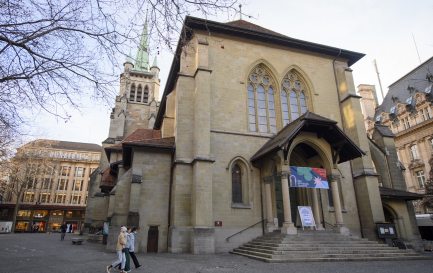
251 112 365 236
274 174 325 230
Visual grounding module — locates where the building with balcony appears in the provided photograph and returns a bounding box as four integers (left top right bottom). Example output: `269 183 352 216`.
0 139 101 233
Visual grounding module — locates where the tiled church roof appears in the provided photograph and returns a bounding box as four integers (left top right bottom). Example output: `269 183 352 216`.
122 129 174 148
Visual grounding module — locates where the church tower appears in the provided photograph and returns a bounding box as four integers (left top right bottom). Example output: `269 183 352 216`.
106 21 160 143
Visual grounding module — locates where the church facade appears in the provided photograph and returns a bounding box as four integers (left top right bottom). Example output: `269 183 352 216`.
86 16 422 254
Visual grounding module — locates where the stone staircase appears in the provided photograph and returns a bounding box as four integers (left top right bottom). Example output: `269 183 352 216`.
231 230 429 262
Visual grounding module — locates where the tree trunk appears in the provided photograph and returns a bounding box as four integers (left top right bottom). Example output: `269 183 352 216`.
11 190 23 233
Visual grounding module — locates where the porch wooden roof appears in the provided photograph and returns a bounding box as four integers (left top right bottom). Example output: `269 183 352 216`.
251 112 365 164
379 187 423 201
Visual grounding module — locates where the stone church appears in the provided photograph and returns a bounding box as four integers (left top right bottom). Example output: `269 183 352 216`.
85 16 422 255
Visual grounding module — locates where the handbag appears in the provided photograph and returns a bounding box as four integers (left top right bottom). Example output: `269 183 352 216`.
122 247 128 253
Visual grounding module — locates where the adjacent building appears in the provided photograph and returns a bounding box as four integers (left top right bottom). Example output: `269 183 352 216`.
359 56 433 213
0 139 101 233
86 16 422 254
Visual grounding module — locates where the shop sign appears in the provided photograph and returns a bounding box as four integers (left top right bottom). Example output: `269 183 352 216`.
289 166 329 189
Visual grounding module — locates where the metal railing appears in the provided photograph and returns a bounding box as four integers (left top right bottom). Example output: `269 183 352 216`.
225 220 264 242
323 220 337 230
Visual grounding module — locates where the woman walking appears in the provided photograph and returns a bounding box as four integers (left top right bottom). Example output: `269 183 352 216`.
128 227 141 269
106 226 127 273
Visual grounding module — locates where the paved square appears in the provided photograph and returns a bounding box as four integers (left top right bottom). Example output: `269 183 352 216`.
0 233 432 273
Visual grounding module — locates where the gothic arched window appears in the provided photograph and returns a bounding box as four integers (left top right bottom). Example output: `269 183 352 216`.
232 163 242 204
137 85 143 102
247 65 277 133
281 71 309 125
129 84 136 102
143 86 149 103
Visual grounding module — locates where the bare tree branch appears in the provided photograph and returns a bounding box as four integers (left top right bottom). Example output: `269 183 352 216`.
0 0 239 157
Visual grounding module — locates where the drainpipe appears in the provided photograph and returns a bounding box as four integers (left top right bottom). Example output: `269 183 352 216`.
259 167 265 235
167 147 175 250
332 50 364 237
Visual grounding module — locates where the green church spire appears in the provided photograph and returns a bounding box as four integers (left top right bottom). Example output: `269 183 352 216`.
135 20 149 71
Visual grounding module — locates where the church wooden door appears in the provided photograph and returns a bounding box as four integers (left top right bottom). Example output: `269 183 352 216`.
147 226 159 253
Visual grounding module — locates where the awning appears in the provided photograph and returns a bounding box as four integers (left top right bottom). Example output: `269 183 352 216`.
251 111 365 164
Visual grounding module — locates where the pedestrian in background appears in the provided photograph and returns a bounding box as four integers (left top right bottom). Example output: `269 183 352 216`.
106 226 127 273
128 227 141 269
60 222 67 241
124 228 131 272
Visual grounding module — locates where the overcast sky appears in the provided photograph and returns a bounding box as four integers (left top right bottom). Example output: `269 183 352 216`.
24 0 433 145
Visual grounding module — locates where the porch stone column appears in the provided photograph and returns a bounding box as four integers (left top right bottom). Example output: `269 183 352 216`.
264 177 277 232
280 171 297 235
330 169 349 235
311 189 324 230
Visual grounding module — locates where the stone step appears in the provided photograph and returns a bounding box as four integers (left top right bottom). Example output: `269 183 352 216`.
231 231 429 263
254 235 371 240
239 245 414 252
238 245 417 255
230 251 428 263
246 242 388 248
232 248 426 260
251 240 380 246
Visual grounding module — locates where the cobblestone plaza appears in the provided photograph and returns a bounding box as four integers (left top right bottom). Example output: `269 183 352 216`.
0 233 432 273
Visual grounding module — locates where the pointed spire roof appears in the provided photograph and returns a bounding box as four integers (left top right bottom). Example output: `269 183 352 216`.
151 55 158 68
135 19 149 72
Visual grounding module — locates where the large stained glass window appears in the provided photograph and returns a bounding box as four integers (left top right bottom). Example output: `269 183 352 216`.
247 65 277 133
281 71 309 125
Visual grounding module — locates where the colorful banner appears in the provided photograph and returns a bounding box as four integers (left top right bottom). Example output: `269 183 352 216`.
289 166 329 189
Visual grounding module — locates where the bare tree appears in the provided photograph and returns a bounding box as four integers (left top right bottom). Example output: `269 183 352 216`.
420 157 433 213
0 0 238 148
0 140 53 232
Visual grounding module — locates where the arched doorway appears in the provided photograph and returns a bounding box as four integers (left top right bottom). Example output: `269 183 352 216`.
383 205 399 237
288 142 329 228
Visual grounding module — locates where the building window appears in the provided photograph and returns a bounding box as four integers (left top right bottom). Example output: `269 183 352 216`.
232 164 242 204
415 170 426 188
410 144 419 160
22 192 35 203
60 166 71 177
129 84 136 101
27 178 37 189
39 193 50 203
70 194 81 205
230 158 251 207
137 85 142 102
74 167 85 177
143 86 149 103
430 139 433 153
281 71 309 125
403 117 410 129
247 64 277 133
42 178 52 189
73 180 83 191
55 194 66 204
57 179 68 191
